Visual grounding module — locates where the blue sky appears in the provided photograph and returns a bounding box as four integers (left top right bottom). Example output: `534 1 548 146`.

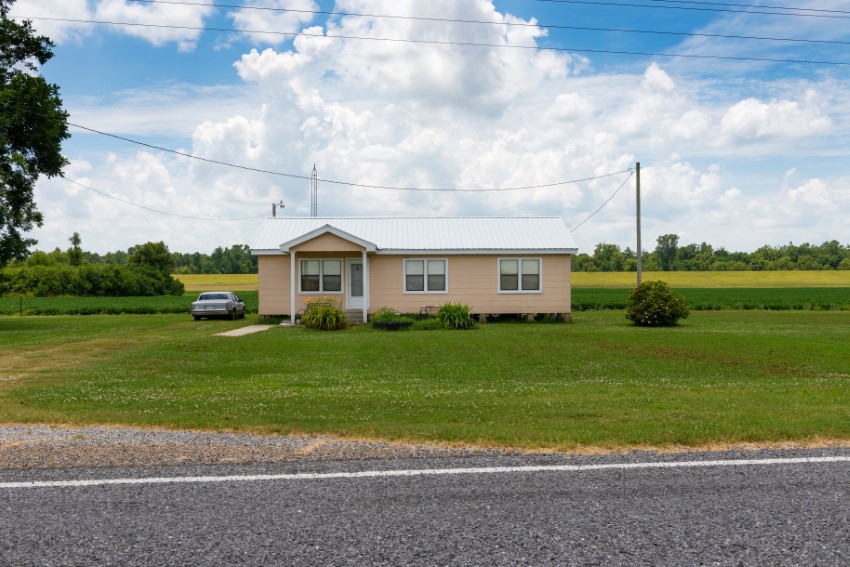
12 0 850 254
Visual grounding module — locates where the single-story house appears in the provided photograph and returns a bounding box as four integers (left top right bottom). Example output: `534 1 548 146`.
250 216 578 322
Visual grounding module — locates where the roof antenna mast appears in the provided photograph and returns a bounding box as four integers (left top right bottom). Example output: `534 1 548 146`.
311 164 318 217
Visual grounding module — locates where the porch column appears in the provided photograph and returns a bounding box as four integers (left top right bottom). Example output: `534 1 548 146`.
362 250 369 323
290 251 296 323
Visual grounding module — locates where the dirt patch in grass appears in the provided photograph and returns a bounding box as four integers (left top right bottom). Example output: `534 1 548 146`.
0 338 141 384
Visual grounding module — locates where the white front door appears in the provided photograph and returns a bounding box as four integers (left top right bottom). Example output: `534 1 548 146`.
346 260 364 309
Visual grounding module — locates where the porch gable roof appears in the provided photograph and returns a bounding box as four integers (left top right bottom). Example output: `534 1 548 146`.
279 224 378 253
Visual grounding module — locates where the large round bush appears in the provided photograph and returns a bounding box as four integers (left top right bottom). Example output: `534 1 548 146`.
625 280 689 327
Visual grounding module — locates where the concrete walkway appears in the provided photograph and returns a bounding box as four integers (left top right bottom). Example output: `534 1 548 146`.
214 325 276 337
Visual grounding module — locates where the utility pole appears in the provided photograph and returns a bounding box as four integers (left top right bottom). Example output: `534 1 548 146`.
311 164 318 217
636 161 642 287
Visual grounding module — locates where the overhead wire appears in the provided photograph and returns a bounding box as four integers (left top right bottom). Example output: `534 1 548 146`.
60 175 268 221
22 17 850 66
570 171 634 233
532 0 850 19
124 0 850 19
642 0 850 16
68 122 634 192
17 3 837 224
117 0 850 46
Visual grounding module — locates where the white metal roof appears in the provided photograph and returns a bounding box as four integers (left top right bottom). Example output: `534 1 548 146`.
251 217 578 255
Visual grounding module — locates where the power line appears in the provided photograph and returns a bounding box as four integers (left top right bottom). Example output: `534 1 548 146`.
643 0 850 16
23 17 850 66
532 0 850 19
61 175 267 221
68 122 634 192
570 171 634 233
125 0 850 19
115 0 850 47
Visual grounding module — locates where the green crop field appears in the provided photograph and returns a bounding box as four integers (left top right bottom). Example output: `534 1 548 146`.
572 288 850 311
0 292 259 316
2 311 849 450
572 270 850 288
2 288 846 315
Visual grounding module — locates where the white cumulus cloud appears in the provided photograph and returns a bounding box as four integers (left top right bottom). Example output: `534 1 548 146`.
95 0 214 51
721 93 832 142
10 0 92 44
229 0 318 46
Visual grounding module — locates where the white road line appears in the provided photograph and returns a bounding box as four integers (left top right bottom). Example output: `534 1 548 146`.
2 456 848 490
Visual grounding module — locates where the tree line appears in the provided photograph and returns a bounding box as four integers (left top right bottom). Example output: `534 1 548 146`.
80 244 258 275
6 236 258 274
575 234 850 272
0 233 261 297
1 237 185 296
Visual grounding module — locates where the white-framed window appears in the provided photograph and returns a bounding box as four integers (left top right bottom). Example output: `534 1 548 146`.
498 258 542 293
404 258 447 293
300 259 342 293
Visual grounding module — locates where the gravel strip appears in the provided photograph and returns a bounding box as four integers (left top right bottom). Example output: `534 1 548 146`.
0 425 515 470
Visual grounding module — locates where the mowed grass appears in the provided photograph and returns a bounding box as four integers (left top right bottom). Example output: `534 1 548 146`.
573 270 850 288
2 311 849 450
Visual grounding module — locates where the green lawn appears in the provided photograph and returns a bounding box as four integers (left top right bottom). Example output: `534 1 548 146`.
2 311 849 450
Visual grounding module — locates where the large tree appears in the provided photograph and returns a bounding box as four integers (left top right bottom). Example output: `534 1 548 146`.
654 233 680 271
0 0 69 266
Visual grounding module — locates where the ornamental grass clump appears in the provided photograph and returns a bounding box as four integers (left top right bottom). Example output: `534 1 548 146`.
370 307 413 331
437 302 475 330
625 280 689 327
301 296 348 330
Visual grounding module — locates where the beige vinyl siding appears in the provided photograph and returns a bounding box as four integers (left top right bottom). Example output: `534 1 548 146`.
369 254 571 314
294 233 365 253
257 255 291 316
259 232 365 315
259 253 572 316
258 253 361 316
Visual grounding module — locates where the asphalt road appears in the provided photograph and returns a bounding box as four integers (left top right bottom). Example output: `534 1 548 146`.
2 449 849 566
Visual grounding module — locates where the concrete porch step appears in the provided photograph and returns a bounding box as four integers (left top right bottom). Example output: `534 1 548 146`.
345 310 365 324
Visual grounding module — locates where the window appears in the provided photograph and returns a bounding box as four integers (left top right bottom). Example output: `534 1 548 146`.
300 259 342 293
322 260 341 292
404 259 447 293
499 258 541 292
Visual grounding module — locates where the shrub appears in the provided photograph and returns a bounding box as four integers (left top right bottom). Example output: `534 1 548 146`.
371 307 413 331
301 297 348 330
411 318 444 331
625 280 689 327
437 302 475 330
